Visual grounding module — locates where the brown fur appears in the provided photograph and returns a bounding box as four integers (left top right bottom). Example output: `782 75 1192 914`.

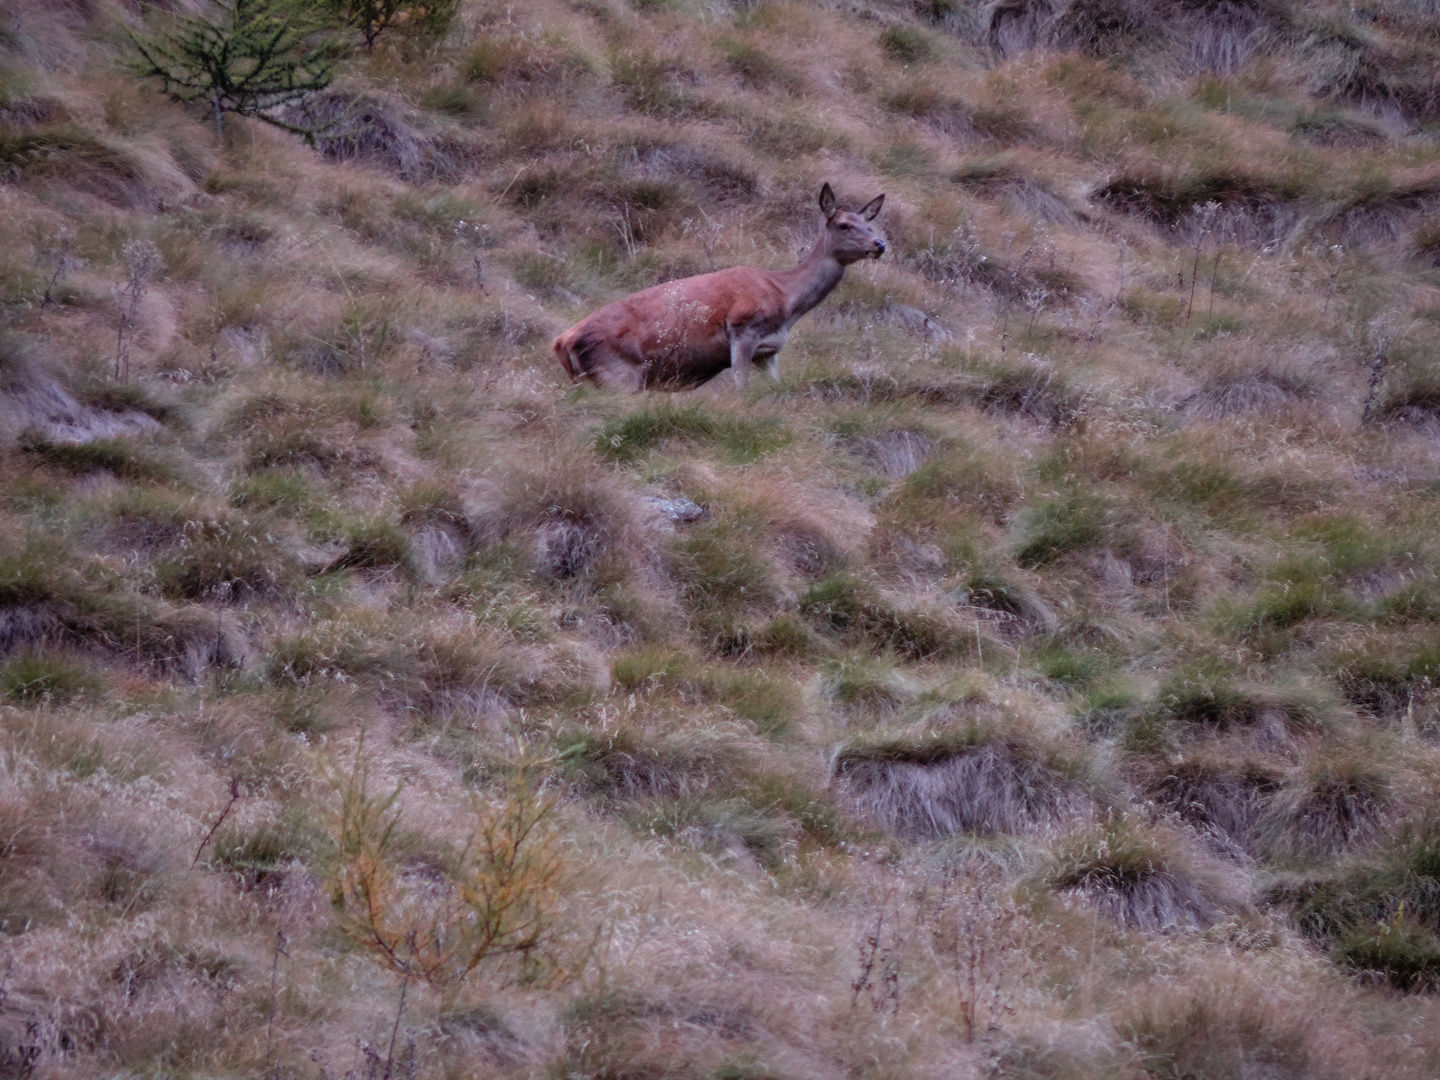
553 184 885 391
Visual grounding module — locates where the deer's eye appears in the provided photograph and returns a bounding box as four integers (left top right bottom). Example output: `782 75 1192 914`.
839 223 853 230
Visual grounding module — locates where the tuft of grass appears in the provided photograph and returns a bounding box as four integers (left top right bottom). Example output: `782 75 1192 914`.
669 514 777 653
1333 916 1440 992
820 655 915 709
1013 490 1112 568
494 463 635 584
0 546 247 676
1279 816 1440 954
323 516 411 573
1258 754 1391 859
879 26 936 64
1117 969 1347 1080
1150 757 1279 856
595 403 790 464
1047 820 1234 930
209 811 321 887
625 796 793 865
19 432 175 483
0 651 101 703
832 723 1095 838
954 567 1057 635
155 517 301 602
229 469 313 514
1094 168 1308 242
719 38 803 92
799 572 964 660
1145 661 1327 740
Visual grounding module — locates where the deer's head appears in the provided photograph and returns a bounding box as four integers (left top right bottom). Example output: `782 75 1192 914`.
819 183 887 265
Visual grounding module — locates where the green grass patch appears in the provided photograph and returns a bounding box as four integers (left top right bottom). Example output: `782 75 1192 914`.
800 572 962 660
1013 490 1111 568
879 25 936 64
0 652 101 703
595 403 790 464
20 433 176 483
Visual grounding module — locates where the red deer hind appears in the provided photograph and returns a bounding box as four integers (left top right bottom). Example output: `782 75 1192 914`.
552 183 886 391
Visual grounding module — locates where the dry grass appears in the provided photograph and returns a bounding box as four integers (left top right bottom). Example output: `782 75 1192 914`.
6 0 1440 1076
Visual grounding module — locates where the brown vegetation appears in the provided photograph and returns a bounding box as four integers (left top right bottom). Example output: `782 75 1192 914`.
3 0 1440 1076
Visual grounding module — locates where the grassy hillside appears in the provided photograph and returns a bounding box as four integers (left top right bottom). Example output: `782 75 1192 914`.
4 0 1440 1075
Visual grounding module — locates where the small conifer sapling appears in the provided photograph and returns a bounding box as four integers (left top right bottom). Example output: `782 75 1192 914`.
128 0 344 142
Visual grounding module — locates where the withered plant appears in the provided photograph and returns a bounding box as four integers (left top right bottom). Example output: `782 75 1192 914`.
327 743 565 989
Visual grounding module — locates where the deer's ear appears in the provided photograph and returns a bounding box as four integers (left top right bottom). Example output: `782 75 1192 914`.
819 183 837 220
860 193 885 221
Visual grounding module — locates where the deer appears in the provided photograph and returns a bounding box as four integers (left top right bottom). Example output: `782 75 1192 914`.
552 183 886 391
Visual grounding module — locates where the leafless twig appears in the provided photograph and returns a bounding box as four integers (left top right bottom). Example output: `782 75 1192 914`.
191 773 243 868
112 240 165 382
39 229 80 312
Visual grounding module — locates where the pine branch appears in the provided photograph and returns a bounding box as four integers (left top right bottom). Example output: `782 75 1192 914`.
127 0 345 141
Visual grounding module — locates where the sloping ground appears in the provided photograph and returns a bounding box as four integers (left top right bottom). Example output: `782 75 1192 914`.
3 0 1440 1076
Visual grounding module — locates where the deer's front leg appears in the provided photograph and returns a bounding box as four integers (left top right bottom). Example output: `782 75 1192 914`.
729 331 758 390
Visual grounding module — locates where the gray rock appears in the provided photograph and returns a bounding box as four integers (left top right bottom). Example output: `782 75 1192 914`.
643 495 707 523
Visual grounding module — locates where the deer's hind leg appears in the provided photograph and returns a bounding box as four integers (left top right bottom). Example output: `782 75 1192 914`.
578 339 645 392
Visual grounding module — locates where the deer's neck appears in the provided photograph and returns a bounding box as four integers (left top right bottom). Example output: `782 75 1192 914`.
777 241 845 324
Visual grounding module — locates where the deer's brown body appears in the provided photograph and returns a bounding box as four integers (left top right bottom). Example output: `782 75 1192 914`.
553 185 885 391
